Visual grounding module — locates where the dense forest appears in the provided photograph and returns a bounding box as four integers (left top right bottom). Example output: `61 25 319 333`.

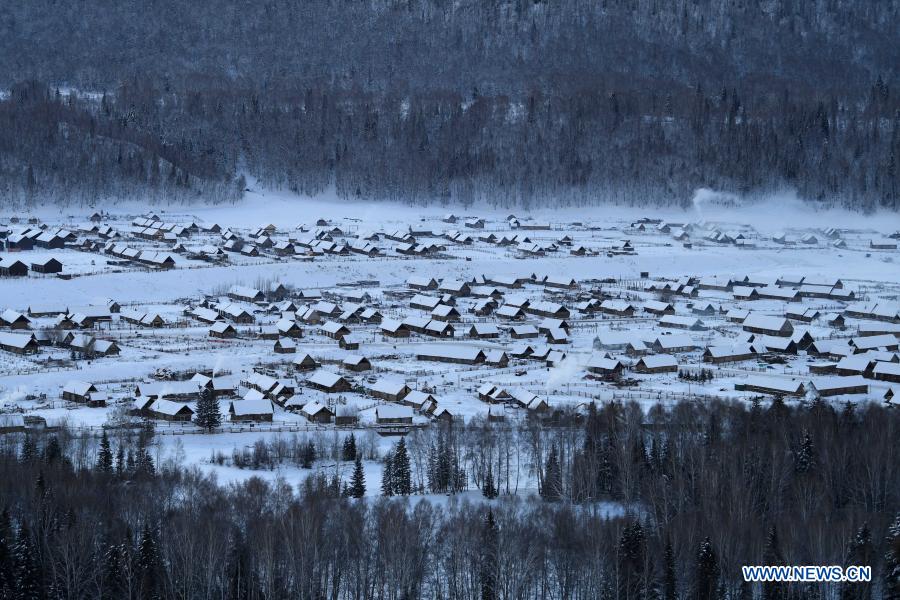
0 398 898 598
0 0 898 209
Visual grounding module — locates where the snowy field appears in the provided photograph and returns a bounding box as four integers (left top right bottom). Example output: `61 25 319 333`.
2 191 899 493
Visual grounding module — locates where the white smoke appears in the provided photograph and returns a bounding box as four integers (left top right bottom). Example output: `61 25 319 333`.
689 187 893 234
0 386 28 407
212 352 227 377
544 356 582 391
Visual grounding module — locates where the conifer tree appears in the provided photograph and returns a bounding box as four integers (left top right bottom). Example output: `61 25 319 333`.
696 537 720 600
97 430 114 473
842 524 873 600
42 436 62 464
0 509 12 599
301 441 316 469
342 433 357 462
136 523 161 600
392 438 412 495
794 430 815 474
479 508 498 600
136 449 155 477
350 455 366 498
115 445 125 476
762 526 785 600
618 521 646 599
541 445 562 501
13 523 41 600
194 387 221 432
381 450 394 497
885 512 900 600
482 465 498 499
662 539 676 600
226 527 251 600
19 438 37 463
101 542 126 600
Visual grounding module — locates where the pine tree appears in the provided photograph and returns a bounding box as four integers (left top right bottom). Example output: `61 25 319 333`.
115 445 125 476
13 523 41 600
541 445 562 501
136 523 161 600
618 521 646 599
97 431 114 473
342 433 357 462
301 441 316 469
136 449 155 477
794 430 815 474
226 527 251 600
392 438 412 495
329 472 341 498
350 455 366 498
762 526 785 600
479 508 498 600
842 524 873 600
482 465 498 499
696 537 720 600
885 512 900 600
19 438 37 463
101 542 126 600
662 539 676 600
42 436 61 464
194 387 221 432
381 451 394 497
0 509 12 599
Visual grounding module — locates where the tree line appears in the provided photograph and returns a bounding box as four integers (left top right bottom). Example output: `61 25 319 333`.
0 0 897 210
0 396 898 598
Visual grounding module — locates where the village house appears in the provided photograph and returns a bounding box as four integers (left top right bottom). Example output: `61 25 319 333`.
146 400 195 422
431 304 461 321
634 355 678 374
379 319 410 338
30 257 62 274
320 321 350 340
585 355 625 377
526 301 571 319
228 285 266 303
652 334 696 353
61 381 99 404
735 376 806 397
416 345 485 365
301 401 334 423
342 355 372 372
599 300 636 317
209 321 237 339
703 344 757 364
306 370 352 393
274 337 297 353
873 361 900 383
376 405 414 425
643 301 675 316
0 257 28 277
808 376 868 397
229 399 274 422
742 314 794 337
0 309 31 329
368 378 411 402
511 324 540 339
0 332 39 354
659 315 706 331
292 353 320 371
469 323 500 339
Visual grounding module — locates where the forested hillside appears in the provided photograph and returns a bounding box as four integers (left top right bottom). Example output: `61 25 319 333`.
0 0 898 208
0 399 897 598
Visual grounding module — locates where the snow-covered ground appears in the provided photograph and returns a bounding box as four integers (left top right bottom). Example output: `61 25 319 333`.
2 190 899 494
